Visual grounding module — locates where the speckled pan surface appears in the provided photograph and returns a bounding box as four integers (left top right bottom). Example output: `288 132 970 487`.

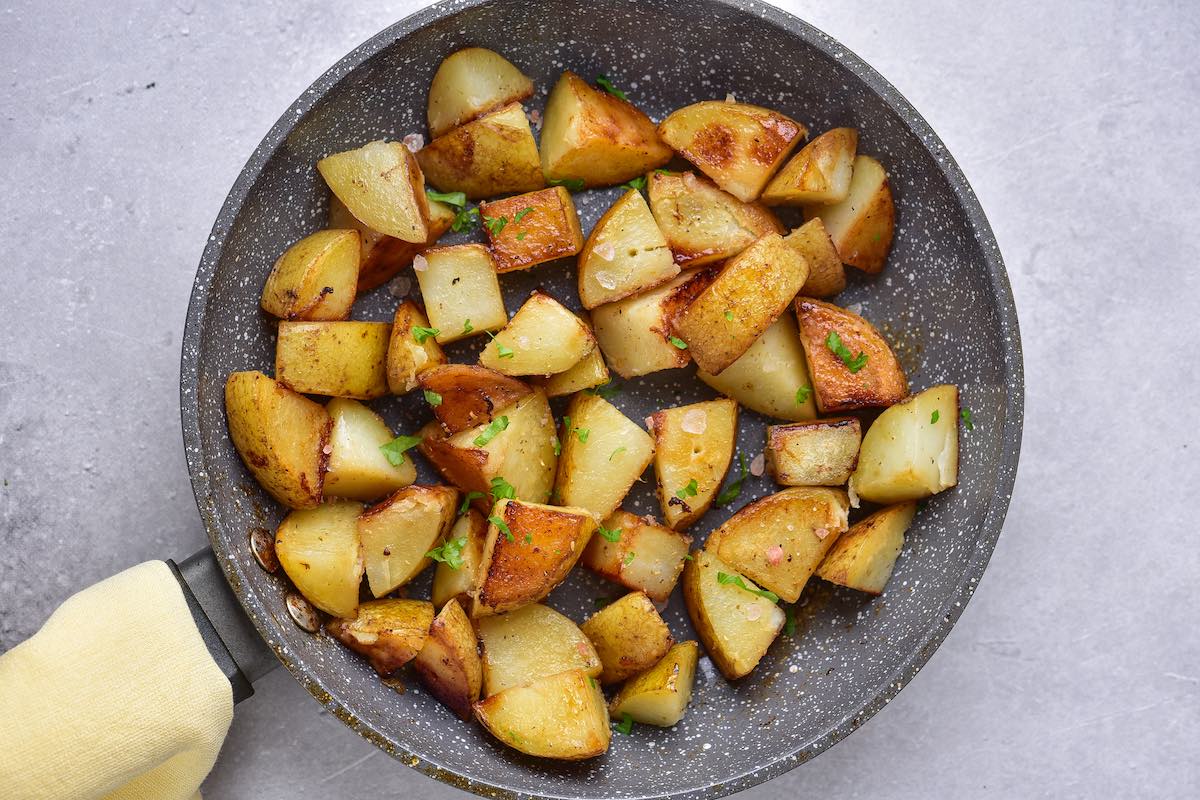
180 1 1023 797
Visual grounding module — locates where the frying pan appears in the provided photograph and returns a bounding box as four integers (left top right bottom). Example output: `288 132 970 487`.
172 0 1024 797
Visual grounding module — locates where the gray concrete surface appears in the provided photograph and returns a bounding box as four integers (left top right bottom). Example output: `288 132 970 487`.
1 0 1197 797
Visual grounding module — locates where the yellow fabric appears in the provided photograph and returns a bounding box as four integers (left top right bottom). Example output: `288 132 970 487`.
0 561 234 800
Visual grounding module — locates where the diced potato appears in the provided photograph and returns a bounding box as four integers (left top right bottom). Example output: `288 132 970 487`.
540 71 672 188
591 269 711 378
766 417 861 487
682 550 784 680
317 140 429 243
647 170 784 268
581 591 674 684
658 101 806 202
431 510 488 609
649 398 737 530
358 485 458 597
418 365 533 434
275 320 391 400
416 244 508 344
535 348 610 397
849 384 959 503
711 487 849 603
479 290 596 376
578 189 678 309
260 229 360 320
274 500 363 618
794 298 908 413
696 314 818 422
554 392 655 520
673 233 810 375
762 127 858 206
412 598 483 719
323 398 416 501
225 371 331 508
609 641 698 727
326 599 432 675
387 300 447 394
427 47 534 138
816 502 916 595
481 186 583 273
329 195 456 291
784 218 846 298
477 603 601 696
474 669 610 760
416 103 544 200
473 499 597 616
581 510 691 602
804 155 895 273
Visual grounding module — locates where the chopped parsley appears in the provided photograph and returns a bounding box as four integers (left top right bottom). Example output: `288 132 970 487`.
379 434 422 466
795 385 812 404
426 188 479 233
624 551 636 565
425 188 467 207
552 436 562 456
490 476 516 502
594 596 614 608
451 205 481 232
622 175 647 191
524 533 533 544
585 380 620 399
615 712 634 734
724 310 735 322
425 537 467 570
495 342 515 359
489 515 513 541
484 215 508 237
825 331 868 373
473 415 510 447
668 335 688 350
458 491 484 515
717 572 780 603
513 207 534 223
588 676 599 689
597 524 622 543
784 607 797 636
423 389 442 406
462 319 474 334
609 446 626 461
574 427 590 443
714 453 749 507
930 410 940 424
548 176 585 192
596 74 627 100
683 553 694 561
675 478 699 500
412 325 440 344
961 408 975 430
516 231 526 240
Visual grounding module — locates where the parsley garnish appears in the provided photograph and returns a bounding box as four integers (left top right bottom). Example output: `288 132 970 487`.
489 515 513 541
484 215 508 237
424 389 442 406
795 386 812 404
683 553 694 561
552 436 562 456
724 310 735 322
826 331 868 373
624 551 636 565
524 533 533 544
548 176 585 192
490 476 516 502
596 74 627 100
668 335 688 350
784 607 797 636
585 380 620 399
513 207 534 223
473 415 510 447
716 572 780 603
379 434 422 466
609 446 626 461
675 478 699 500
597 524 621 543
615 712 634 734
622 175 647 191
426 188 479 233
714 453 749 507
495 342 515 359
516 231 526 240
930 410 940 424
594 596 614 608
458 491 484 515
575 427 590 443
426 188 467 208
426 537 467 570
961 408 974 430
412 325 440 344
588 676 598 689
451 206 481 232
462 319 473 334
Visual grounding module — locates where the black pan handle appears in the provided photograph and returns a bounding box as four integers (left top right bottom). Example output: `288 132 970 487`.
167 548 279 703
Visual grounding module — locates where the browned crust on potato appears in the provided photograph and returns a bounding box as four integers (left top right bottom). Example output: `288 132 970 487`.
418 365 533 434
793 298 908 412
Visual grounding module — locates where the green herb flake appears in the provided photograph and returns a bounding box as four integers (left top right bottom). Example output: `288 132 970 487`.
683 553 694 561
552 436 562 457
609 446 626 461
548 176 586 192
624 551 636 565
524 533 533 544
426 537 467 570
379 434 422 466
724 310 735 322
597 525 622 543
425 188 468 208
412 325 440 344
588 676 599 689
495 342 515 359
450 205 480 233
484 215 508 237
458 491 484 515
424 389 442 406
516 231 526 240
489 515 513 541
513 207 534 223
596 74 628 100
622 175 648 191
825 331 868 373
462 319 474 334
795 385 812 404
675 478 699 499
714 453 749 507
594 596 614 608
575 427 590 443
961 408 975 430
585 380 620 399
716 571 780 603
615 712 634 734
930 410 940 424
473 415 510 447
490 476 516 502
668 335 689 350
784 607 797 636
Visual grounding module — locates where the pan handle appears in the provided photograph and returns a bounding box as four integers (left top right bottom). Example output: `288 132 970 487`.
167 548 279 704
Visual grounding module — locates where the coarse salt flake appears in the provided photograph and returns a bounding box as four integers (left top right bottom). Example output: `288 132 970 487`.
765 544 784 565
412 254 428 272
680 408 708 434
387 275 412 298
402 133 424 152
814 527 830 540
750 452 765 476
593 242 616 262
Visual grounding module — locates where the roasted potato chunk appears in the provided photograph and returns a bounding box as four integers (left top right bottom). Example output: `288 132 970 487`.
578 188 678 309
762 127 858 206
540 71 672 188
609 641 698 727
431 510 488 609
387 300 447 394
682 550 784 680
479 290 595 376
849 384 959 503
581 591 674 684
326 599 433 675
275 320 391 400
412 598 483 719
784 218 846 298
274 500 363 618
554 392 655 520
794 298 908 413
477 603 601 696
358 485 458 597
317 140 429 243
581 510 691 602
481 186 583 272
416 244 508 344
696 314 818 422
658 101 806 202
804 155 895 273
323 398 416 501
816 502 916 595
418 365 532 434
649 398 738 530
535 348 611 397
474 669 610 760
260 229 360 320
416 103 544 200
427 47 534 138
766 417 861 487
329 195 455 292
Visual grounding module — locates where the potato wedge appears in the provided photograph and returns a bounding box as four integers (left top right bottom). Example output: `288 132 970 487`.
274 500 363 618
358 485 458 597
647 170 784 268
581 591 674 684
673 233 810 375
609 641 698 726
794 298 908 413
766 417 861 487
326 599 432 675
816 502 916 595
412 598 483 719
416 103 544 200
761 127 858 206
849 384 959 503
477 603 601 696
658 101 806 202
416 243 508 344
387 300 447 394
554 392 655 520
481 186 583 272
418 365 533 434
329 195 455 292
649 398 738 530
581 510 691 602
431 510 488 609
696 314 818 422
540 71 672 189
784 218 846 298
578 189 678 309
535 348 611 397
474 669 610 760
427 47 534 138
323 398 416 501
317 140 429 243
682 550 784 680
479 290 596 376
711 487 849 603
473 499 597 616
225 371 331 508
803 155 894 273
275 320 391 400
260 229 360 320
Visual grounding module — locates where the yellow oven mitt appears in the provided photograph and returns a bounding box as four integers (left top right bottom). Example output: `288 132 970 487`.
0 561 234 799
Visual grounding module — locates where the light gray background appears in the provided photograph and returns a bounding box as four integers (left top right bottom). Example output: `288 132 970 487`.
1 0 1196 797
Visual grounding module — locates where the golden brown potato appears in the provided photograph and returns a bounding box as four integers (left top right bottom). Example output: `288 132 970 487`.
326 599 433 675
323 398 416 501
658 101 806 202
260 229 360 320
387 300 447 395
427 47 534 138
581 510 692 602
473 499 597 616
418 365 533 435
673 233 810 375
474 669 610 760
609 641 698 726
416 103 544 200
553 392 655 520
682 550 784 680
784 218 846 298
358 485 458 597
540 71 672 189
581 591 674 684
696 314 818 422
766 417 861 487
480 186 583 273
649 398 738 530
761 127 858 206
317 140 429 243
816 502 916 595
804 155 895 273
328 195 455 292
535 348 611 397
849 384 959 504
275 320 391 400
711 487 849 603
431 510 488 609
412 598 483 719
647 170 784 268
416 243 508 344
578 188 678 309
477 603 601 696
794 298 908 413
225 371 331 508
478 290 596 376
274 501 364 618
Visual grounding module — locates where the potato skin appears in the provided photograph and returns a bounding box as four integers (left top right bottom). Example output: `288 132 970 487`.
274 501 364 618
804 155 895 273
326 599 434 675
581 591 674 684
766 417 862 486
317 140 429 243
427 47 534 138
474 669 610 760
794 298 908 413
260 229 360 320
412 599 483 719
416 103 544 200
329 195 454 291
275 321 392 400
784 218 846 298
815 502 916 595
481 186 583 273
762 127 858 206
417 365 533 434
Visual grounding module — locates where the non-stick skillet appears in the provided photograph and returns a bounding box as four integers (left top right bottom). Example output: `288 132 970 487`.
171 1 1024 797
